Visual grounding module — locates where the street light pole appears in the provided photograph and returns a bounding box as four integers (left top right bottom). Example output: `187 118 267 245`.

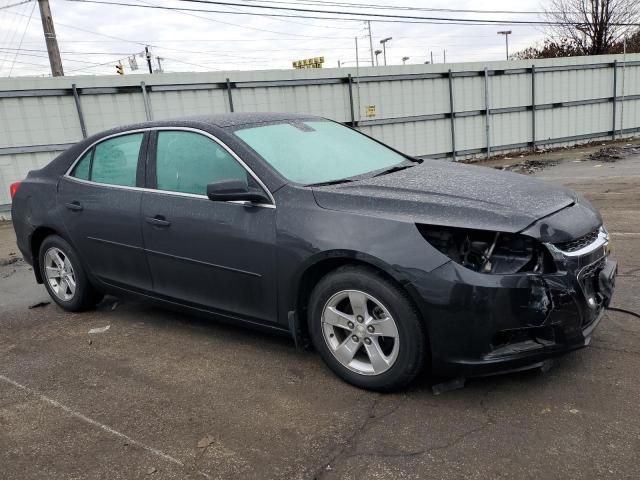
380 37 392 66
497 30 512 60
374 49 382 66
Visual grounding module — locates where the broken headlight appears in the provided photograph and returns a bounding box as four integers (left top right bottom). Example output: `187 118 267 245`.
417 224 555 274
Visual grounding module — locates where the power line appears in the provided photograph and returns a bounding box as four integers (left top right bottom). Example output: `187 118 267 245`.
0 46 141 55
130 0 346 37
7 0 35 76
170 0 640 26
3 8 149 46
239 0 562 15
206 0 358 29
0 0 32 10
3 58 50 68
0 1 31 69
0 47 128 65
65 0 640 26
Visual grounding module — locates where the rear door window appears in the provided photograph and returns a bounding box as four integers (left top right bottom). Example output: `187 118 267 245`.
155 130 248 196
90 133 144 187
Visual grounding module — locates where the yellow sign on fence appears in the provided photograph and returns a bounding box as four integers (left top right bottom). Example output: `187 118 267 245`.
293 57 325 69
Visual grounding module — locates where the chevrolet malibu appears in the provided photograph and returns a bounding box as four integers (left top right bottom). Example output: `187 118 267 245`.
10 113 617 391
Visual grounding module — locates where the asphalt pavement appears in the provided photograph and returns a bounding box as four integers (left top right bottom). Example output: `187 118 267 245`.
1 147 639 480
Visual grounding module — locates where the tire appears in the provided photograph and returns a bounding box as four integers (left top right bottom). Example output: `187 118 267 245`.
38 235 104 312
308 265 427 392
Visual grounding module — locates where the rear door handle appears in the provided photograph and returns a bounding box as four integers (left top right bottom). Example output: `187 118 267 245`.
145 215 171 227
65 201 83 212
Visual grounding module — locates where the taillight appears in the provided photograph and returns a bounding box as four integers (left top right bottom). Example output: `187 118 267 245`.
9 181 22 200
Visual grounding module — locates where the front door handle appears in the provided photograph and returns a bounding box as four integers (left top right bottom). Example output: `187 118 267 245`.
145 215 171 227
65 201 83 212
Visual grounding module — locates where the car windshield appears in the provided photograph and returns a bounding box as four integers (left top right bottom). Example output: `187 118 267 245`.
233 120 409 185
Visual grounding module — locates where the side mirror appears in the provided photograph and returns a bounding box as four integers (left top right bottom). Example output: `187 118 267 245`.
206 179 270 204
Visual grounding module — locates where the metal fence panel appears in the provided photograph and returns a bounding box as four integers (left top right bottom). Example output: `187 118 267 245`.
149 89 230 120
490 73 531 109
454 115 485 152
454 76 486 112
492 110 532 148
537 103 613 141
2 53 640 207
536 68 612 105
81 92 148 135
0 96 80 148
360 118 451 157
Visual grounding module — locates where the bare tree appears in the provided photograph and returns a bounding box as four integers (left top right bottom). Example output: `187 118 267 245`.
546 0 640 54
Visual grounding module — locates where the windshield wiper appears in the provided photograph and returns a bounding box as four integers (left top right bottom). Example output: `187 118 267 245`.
306 178 356 187
372 160 419 177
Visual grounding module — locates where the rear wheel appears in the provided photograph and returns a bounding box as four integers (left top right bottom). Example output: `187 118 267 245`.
308 266 427 391
39 235 103 311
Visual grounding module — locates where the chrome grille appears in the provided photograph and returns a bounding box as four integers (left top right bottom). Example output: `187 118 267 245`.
553 228 600 253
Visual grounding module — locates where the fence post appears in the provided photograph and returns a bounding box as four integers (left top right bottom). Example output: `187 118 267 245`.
226 78 234 112
531 64 536 149
347 74 356 127
484 67 491 159
612 60 617 140
140 81 152 121
448 69 456 161
71 83 87 139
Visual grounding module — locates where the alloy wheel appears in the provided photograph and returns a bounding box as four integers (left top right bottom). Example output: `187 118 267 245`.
44 247 77 301
321 290 400 375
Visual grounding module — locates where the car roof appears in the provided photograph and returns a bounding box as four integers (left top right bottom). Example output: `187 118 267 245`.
39 112 324 181
184 112 321 128
81 112 323 141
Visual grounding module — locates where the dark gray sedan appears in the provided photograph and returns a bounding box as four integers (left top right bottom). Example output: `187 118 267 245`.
10 113 616 391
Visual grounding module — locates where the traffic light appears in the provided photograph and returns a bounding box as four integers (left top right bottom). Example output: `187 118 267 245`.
115 63 124 75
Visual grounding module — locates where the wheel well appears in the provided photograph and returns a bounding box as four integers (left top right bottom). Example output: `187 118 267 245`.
30 227 57 283
295 258 420 342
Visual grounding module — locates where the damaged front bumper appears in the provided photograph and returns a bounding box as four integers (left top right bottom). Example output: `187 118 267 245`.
409 227 617 378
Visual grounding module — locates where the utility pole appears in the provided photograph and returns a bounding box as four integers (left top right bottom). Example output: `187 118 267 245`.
337 60 341 68
430 51 434 64
145 46 153 74
497 31 512 60
156 56 164 73
367 21 374 67
443 49 446 63
355 37 359 69
37 0 63 76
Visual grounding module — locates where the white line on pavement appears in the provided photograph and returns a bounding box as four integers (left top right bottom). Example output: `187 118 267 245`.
0 373 211 479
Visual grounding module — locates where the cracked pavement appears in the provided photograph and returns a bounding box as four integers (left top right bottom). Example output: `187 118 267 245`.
1 148 640 479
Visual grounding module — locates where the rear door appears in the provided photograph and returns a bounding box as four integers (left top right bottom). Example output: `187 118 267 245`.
58 131 152 292
140 128 278 323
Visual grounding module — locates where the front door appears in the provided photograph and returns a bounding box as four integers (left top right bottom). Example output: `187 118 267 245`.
140 129 277 323
58 132 152 292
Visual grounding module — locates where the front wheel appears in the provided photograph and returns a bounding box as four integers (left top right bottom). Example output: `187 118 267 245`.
39 235 103 312
308 266 427 391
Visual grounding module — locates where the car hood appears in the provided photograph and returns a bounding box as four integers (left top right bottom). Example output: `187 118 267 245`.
312 160 578 233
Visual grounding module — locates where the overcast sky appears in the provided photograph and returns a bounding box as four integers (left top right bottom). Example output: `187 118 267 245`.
0 0 550 77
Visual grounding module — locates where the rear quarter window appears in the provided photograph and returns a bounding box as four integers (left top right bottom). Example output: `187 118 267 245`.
70 150 92 180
